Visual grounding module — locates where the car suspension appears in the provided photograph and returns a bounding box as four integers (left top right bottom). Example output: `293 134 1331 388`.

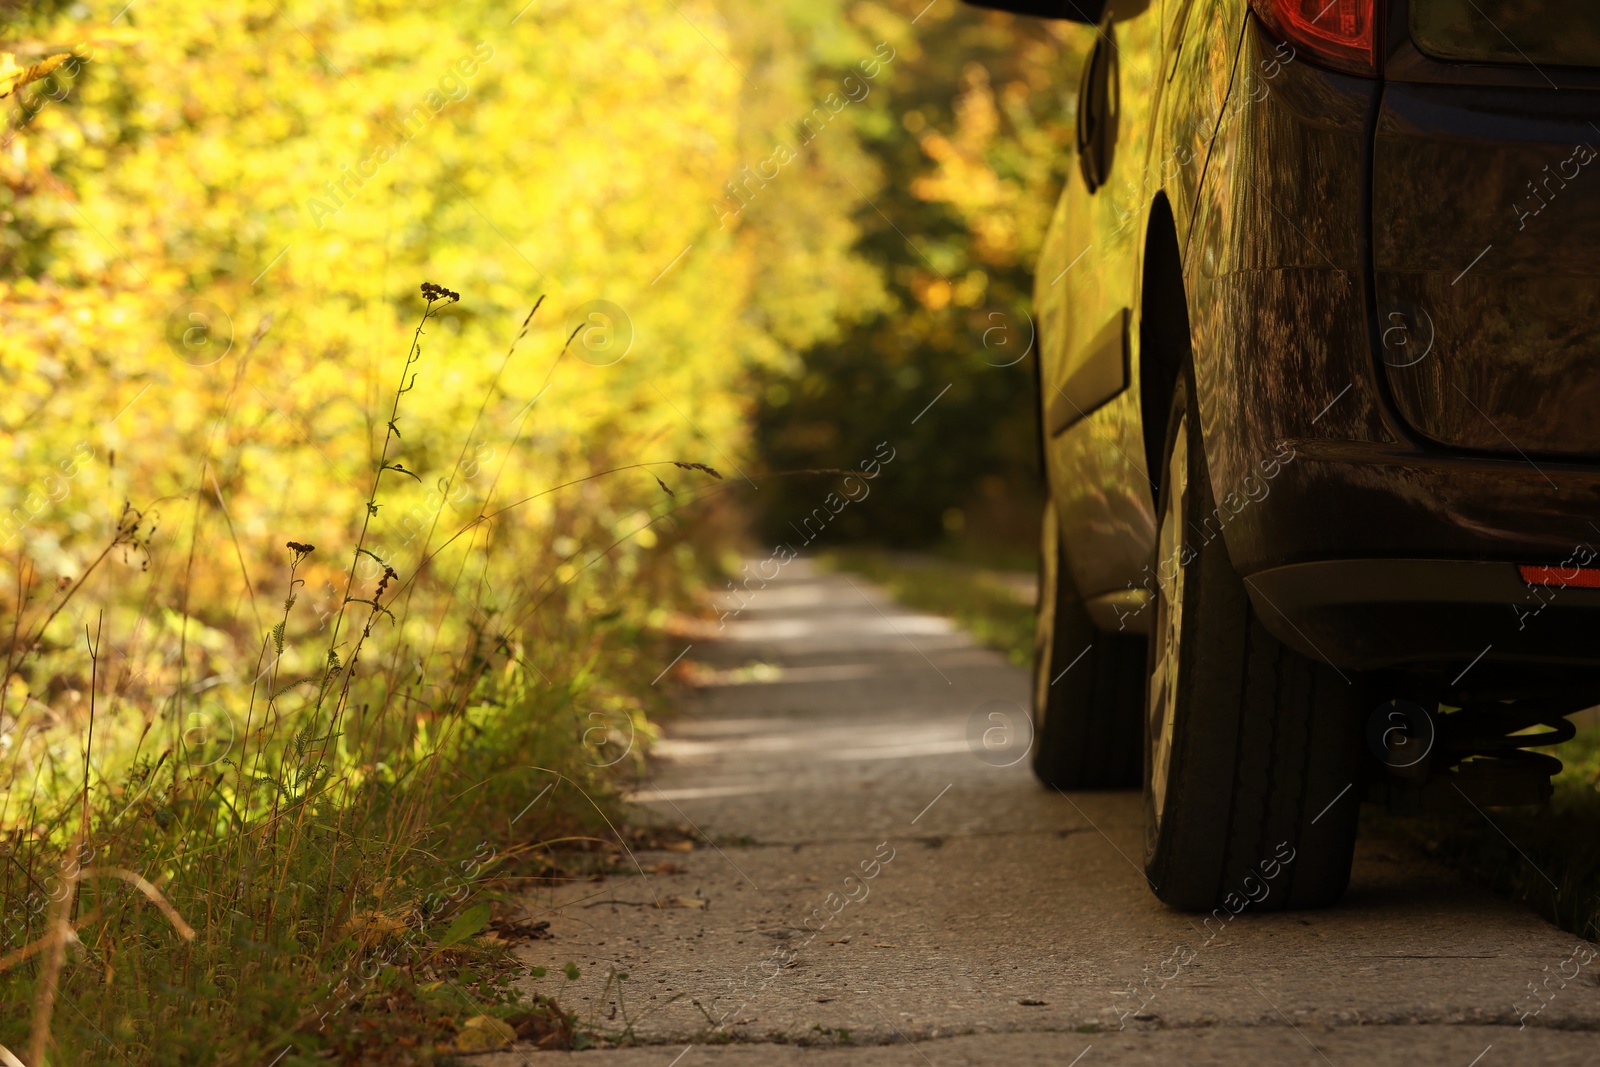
1371 681 1592 813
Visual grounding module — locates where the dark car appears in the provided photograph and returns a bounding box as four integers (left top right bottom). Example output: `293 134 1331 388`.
969 0 1600 910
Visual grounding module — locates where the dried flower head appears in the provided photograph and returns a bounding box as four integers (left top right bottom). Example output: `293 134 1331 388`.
672 461 723 480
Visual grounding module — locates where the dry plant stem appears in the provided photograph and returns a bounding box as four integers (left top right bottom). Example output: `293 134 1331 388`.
312 295 499 936
304 312 434 779
375 462 755 729
272 560 307 704
175 357 252 779
106 542 176 771
261 555 305 752
230 639 269 908
1 511 138 717
1 859 198 976
322 297 439 678
389 306 567 718
467 318 582 532
275 296 439 915
77 614 100 925
0 909 91 976
207 324 271 635
491 465 858 659
509 473 744 628
209 466 263 635
394 459 736 607
27 834 79 1067
0 554 28 721
175 486 202 786
77 868 196 941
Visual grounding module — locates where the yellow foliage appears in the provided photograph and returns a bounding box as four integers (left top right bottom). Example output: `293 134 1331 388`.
0 0 890 847
0 51 68 98
0 0 881 615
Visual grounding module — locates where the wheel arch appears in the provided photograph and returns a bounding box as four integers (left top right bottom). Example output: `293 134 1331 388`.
1138 193 1190 501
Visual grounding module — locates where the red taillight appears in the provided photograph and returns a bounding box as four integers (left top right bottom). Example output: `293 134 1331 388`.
1520 565 1600 589
1253 0 1380 77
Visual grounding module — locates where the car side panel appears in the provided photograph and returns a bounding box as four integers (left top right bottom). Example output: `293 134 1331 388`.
1039 1 1168 601
1185 17 1393 583
1158 0 1250 246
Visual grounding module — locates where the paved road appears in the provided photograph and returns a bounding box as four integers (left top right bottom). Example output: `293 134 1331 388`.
490 559 1600 1065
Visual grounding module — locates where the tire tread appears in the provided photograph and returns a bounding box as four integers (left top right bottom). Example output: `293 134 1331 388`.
1144 367 1362 911
1033 523 1145 790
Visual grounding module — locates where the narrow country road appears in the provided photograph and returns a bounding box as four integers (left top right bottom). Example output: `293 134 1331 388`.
490 559 1600 1066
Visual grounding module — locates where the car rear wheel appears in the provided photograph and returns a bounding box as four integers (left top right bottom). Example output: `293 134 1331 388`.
1143 365 1364 910
1031 500 1145 790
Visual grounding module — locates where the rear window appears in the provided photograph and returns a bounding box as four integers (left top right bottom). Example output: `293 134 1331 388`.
1411 0 1600 68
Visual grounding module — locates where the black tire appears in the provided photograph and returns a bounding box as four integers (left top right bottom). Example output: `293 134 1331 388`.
1142 365 1364 910
1031 500 1146 789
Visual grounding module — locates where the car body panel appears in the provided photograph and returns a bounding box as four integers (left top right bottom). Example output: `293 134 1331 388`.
1159 0 1251 245
1036 0 1171 602
1032 0 1600 673
1037 0 1301 606
1408 0 1600 69
1373 74 1600 459
1186 18 1391 575
1046 307 1129 435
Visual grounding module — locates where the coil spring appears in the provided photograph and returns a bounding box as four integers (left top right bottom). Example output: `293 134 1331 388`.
1436 691 1586 779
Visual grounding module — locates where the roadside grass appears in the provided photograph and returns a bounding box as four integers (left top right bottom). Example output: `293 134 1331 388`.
816 546 1036 666
0 288 725 1064
1371 724 1600 943
823 544 1600 943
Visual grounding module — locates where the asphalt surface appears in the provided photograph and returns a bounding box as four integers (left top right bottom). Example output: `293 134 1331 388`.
487 559 1600 1065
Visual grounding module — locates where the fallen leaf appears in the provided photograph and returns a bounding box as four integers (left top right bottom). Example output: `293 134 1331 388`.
346 909 408 939
507 995 579 1050
453 1015 516 1052
662 839 695 852
648 861 686 874
0 53 70 99
657 895 708 909
826 936 851 945
438 903 491 948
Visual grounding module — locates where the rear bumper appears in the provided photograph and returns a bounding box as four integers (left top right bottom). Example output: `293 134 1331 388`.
1190 21 1600 674
1229 435 1600 672
1247 556 1600 672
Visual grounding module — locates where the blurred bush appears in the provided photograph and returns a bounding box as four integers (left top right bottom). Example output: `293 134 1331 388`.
0 0 935 1056
751 3 1086 549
